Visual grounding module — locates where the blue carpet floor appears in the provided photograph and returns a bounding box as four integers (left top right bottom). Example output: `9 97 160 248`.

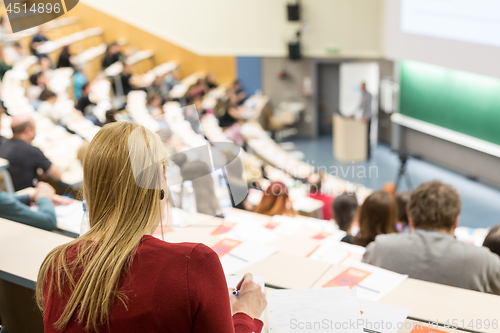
291 137 500 229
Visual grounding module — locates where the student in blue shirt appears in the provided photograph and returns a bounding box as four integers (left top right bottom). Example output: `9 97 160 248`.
0 182 60 231
73 65 88 101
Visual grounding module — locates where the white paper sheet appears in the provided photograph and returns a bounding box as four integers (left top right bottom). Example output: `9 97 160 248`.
358 299 411 333
305 217 339 233
271 215 304 235
55 202 84 234
219 241 277 274
30 201 83 234
341 260 408 301
223 222 280 244
310 240 366 265
267 287 363 333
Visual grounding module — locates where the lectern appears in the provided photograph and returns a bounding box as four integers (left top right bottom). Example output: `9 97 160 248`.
333 114 367 162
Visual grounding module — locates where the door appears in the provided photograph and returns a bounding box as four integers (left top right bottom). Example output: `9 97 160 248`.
317 64 340 136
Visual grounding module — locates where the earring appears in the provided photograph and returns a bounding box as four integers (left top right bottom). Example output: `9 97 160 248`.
160 190 165 200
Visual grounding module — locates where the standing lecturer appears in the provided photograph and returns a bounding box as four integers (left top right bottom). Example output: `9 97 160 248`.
356 82 373 159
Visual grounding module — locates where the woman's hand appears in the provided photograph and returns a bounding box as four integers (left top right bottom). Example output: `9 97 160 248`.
32 182 55 201
229 273 267 319
52 195 73 206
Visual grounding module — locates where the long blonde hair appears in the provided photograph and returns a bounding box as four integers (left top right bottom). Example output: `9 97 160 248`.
36 122 168 331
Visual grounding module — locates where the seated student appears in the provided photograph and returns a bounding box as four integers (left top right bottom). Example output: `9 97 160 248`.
0 114 62 191
147 94 168 129
0 182 70 231
347 190 398 247
184 104 202 134
332 193 359 243
186 79 209 103
120 63 133 96
36 122 266 332
37 89 59 123
0 48 13 81
101 43 123 69
147 93 163 115
30 26 49 57
147 76 169 101
307 173 335 221
206 72 218 89
396 191 411 232
381 181 397 196
76 83 95 114
40 55 55 78
231 80 247 105
27 72 47 109
219 104 239 128
57 45 72 68
363 180 500 294
164 68 180 91
193 95 208 117
103 109 117 125
3 42 23 65
72 65 88 101
483 225 500 257
224 119 246 148
254 181 295 217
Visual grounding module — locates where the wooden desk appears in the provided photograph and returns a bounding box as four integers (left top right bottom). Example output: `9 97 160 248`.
0 218 73 289
333 114 368 162
169 72 205 99
381 279 500 333
3 206 500 333
237 252 332 289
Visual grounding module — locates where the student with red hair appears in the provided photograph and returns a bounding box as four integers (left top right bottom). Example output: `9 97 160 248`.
254 181 295 217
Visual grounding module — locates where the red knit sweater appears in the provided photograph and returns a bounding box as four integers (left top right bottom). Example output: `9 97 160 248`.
43 235 263 333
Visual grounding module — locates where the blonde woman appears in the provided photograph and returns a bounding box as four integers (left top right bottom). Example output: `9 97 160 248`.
36 122 266 332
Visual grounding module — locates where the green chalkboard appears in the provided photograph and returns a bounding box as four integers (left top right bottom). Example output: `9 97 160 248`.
399 61 500 145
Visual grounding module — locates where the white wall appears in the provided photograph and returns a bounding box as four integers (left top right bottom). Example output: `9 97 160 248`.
80 0 385 57
385 0 500 79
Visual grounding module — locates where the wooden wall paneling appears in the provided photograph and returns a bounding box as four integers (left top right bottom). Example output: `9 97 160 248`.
63 4 236 83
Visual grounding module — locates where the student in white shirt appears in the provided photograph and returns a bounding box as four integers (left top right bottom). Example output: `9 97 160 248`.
37 90 59 124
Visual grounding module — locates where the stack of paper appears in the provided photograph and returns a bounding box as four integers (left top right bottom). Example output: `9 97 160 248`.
271 215 304 235
321 260 409 301
268 287 361 333
31 201 83 235
359 299 412 333
267 287 411 333
222 222 280 244
212 239 277 274
54 202 84 235
309 240 366 265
